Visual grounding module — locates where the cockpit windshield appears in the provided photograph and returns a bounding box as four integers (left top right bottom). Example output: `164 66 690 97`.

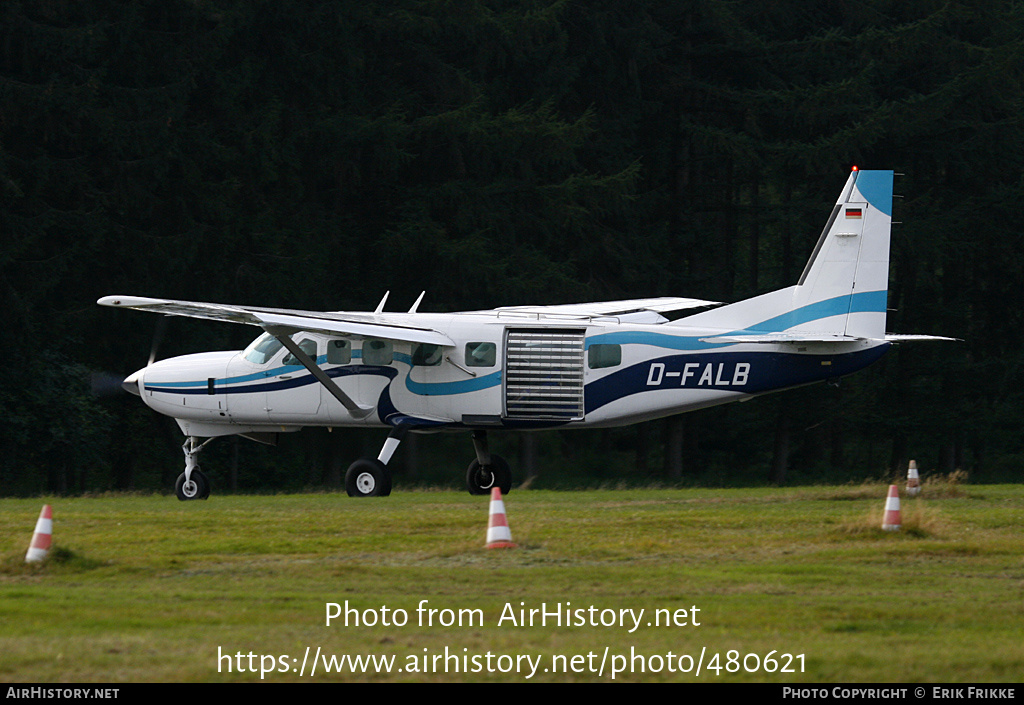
243 333 285 364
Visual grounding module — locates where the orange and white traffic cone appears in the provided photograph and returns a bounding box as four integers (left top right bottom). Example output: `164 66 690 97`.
25 505 53 563
906 460 920 497
485 488 516 549
882 485 901 531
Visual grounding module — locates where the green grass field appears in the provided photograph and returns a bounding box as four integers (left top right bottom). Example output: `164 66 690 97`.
1 480 1022 682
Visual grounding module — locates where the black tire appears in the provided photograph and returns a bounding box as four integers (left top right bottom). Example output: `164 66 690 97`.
345 458 392 497
195 468 210 499
175 468 209 501
466 454 512 496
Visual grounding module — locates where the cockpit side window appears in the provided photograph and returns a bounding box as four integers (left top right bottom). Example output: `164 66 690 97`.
412 343 443 366
243 333 284 365
282 338 318 366
466 342 496 367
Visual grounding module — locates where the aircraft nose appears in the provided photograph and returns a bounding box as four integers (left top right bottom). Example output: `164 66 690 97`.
122 369 142 396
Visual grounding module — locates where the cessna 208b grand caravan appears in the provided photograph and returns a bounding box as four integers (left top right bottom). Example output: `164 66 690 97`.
100 168 950 500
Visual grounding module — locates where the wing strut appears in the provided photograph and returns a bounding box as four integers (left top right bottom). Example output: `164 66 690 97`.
264 326 374 419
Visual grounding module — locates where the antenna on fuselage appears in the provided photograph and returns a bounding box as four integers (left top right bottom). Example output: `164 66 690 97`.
408 291 426 313
374 291 390 315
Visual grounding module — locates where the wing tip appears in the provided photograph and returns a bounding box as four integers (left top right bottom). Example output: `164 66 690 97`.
97 295 165 308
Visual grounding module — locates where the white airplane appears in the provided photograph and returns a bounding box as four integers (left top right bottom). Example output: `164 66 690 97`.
99 168 951 500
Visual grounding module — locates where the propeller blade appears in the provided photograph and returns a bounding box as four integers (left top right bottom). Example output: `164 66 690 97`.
148 316 169 366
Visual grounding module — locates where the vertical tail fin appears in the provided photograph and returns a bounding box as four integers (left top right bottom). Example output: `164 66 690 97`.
672 168 893 339
795 168 892 339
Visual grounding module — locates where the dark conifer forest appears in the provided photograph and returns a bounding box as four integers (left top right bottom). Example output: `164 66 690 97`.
2 0 1022 494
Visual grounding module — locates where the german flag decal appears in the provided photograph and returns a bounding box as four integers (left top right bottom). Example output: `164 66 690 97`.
845 207 863 218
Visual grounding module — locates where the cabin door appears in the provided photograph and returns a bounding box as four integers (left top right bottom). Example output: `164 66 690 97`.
502 328 586 422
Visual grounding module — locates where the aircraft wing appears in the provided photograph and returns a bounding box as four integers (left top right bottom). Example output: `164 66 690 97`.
97 296 455 346
488 297 721 319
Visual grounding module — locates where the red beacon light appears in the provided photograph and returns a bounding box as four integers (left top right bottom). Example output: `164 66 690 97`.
851 165 859 171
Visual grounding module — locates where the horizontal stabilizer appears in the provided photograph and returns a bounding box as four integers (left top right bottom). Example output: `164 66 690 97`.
884 334 961 342
702 332 960 345
701 333 866 345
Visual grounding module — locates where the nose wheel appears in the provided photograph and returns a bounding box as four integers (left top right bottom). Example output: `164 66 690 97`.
176 467 210 500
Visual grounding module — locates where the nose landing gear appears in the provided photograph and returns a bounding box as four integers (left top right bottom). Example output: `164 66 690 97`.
176 436 213 501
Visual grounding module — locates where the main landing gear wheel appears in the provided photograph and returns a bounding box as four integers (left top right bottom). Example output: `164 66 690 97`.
466 454 511 496
176 468 210 501
346 458 392 497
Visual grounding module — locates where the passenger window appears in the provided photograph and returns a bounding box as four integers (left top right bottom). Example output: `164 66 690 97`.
327 339 352 365
466 342 496 367
363 339 393 366
412 343 443 366
282 338 318 366
244 333 284 365
588 343 621 369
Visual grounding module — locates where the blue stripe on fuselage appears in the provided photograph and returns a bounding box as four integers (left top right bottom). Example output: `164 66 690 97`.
749 290 887 333
146 363 395 395
145 353 340 390
145 349 503 398
404 370 502 396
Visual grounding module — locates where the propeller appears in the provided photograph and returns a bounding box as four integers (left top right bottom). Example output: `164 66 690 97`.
93 316 170 397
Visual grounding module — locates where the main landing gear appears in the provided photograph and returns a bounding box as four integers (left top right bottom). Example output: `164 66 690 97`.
344 429 512 497
465 430 512 495
177 436 213 501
